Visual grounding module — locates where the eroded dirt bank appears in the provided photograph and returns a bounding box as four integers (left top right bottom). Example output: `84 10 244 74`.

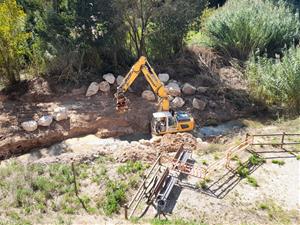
0 92 156 160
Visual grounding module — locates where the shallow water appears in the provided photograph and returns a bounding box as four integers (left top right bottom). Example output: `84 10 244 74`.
196 120 245 138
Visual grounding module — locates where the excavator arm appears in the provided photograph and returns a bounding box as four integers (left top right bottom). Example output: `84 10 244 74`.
115 56 170 111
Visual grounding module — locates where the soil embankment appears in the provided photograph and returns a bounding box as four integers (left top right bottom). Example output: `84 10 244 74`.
0 47 258 159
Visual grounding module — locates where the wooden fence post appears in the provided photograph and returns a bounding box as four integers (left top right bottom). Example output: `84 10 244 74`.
124 204 128 220
281 132 285 149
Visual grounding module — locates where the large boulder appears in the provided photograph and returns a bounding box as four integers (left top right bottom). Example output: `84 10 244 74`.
38 115 53 127
193 98 207 111
116 75 124 86
86 82 99 97
158 73 170 83
182 83 196 95
142 90 156 101
103 73 115 84
99 81 110 92
53 107 68 121
197 86 209 94
21 120 38 132
166 82 181 96
172 97 185 108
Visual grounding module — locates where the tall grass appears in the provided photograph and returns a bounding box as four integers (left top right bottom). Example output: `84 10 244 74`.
204 0 300 60
246 46 300 112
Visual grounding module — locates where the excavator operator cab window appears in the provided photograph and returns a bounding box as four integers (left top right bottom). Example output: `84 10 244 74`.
168 116 176 127
153 117 167 134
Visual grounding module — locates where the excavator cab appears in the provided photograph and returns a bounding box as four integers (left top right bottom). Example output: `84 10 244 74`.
151 111 194 135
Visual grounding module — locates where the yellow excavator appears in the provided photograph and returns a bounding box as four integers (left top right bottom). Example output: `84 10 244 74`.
115 56 195 135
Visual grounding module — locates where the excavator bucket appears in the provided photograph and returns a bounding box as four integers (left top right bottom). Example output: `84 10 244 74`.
115 92 129 111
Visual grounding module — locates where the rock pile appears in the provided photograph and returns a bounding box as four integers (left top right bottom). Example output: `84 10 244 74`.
21 107 68 132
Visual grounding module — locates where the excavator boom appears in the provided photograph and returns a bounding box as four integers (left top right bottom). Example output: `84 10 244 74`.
116 56 169 111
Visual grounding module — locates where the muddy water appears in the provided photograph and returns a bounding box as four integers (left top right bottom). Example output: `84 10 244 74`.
196 120 245 138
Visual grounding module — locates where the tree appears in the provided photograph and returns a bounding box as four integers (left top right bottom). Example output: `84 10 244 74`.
115 0 161 58
149 0 207 59
0 0 30 85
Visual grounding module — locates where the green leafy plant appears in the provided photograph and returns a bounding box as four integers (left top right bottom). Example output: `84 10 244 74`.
247 44 300 112
237 165 249 178
0 0 30 85
272 159 285 166
117 161 145 175
103 180 127 215
246 176 259 187
204 0 300 60
249 155 265 166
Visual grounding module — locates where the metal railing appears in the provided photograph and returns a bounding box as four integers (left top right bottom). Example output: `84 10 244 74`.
247 132 300 148
124 132 300 220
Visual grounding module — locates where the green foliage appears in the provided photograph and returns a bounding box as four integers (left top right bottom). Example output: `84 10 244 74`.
258 199 292 223
117 160 145 175
204 0 300 60
246 176 259 187
296 155 300 160
271 159 285 166
237 165 249 178
0 0 30 85
148 0 207 60
103 180 127 215
246 46 300 112
249 155 265 166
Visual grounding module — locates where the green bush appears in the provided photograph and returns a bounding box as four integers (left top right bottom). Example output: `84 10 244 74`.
103 180 127 215
246 46 300 112
246 176 259 187
271 159 285 166
117 161 144 175
204 0 300 59
0 0 30 85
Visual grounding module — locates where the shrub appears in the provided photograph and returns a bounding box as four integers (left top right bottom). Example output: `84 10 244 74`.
117 161 144 175
271 159 285 166
204 0 300 60
246 176 259 187
103 180 127 215
0 0 30 85
249 155 265 166
237 165 249 178
246 46 300 112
